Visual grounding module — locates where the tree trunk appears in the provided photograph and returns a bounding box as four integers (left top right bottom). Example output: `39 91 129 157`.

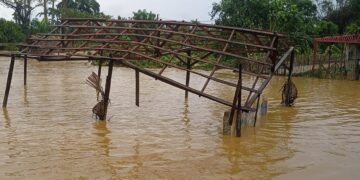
43 0 48 20
51 0 55 23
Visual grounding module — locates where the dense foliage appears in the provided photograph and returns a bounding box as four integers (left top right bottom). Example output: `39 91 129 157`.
0 18 26 43
132 9 158 21
30 18 50 34
318 0 360 33
0 0 39 33
0 0 110 43
53 0 109 21
211 0 360 52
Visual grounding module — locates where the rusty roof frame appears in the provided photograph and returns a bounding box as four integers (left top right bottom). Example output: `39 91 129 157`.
1 18 294 136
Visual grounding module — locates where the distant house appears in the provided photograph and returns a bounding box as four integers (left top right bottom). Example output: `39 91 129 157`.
345 43 360 80
313 34 360 80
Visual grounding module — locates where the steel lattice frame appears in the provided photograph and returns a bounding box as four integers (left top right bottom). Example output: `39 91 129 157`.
1 18 294 135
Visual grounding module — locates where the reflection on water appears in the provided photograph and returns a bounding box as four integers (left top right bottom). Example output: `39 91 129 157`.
93 121 111 156
2 109 10 128
23 86 29 105
0 58 360 179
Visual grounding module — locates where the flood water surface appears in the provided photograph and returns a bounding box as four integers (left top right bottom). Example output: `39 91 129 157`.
0 58 360 179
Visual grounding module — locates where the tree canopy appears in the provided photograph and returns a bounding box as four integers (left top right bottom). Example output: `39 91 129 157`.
0 18 25 43
318 0 360 33
211 0 360 35
132 9 158 21
0 0 40 32
211 0 360 52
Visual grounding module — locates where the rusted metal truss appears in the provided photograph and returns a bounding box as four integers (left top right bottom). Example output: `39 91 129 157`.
1 18 294 133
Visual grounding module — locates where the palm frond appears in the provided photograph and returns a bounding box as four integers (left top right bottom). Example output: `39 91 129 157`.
86 72 105 98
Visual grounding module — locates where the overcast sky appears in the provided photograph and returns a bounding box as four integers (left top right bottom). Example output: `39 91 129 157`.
0 0 220 23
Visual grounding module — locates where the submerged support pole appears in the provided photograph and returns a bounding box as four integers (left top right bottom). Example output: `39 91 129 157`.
229 64 242 137
236 64 242 137
135 69 140 107
253 94 261 127
312 41 318 72
98 50 104 79
98 60 103 79
24 55 27 86
103 57 114 120
97 51 103 100
3 55 15 108
185 50 191 98
285 50 295 106
288 50 295 79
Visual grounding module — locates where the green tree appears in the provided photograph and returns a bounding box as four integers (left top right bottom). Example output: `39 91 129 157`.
346 22 360 34
37 0 49 20
211 0 317 32
48 0 57 24
315 20 339 36
317 0 360 33
210 0 270 29
132 9 158 21
0 18 26 43
30 18 50 34
211 0 318 52
54 0 106 20
0 0 40 33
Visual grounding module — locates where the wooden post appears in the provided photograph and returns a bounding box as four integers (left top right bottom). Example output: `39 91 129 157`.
103 57 114 120
24 55 27 86
236 64 242 137
285 50 295 105
98 60 103 79
328 46 332 70
288 51 295 79
253 94 261 127
3 55 15 108
135 69 140 107
96 51 104 100
357 60 360 80
228 64 243 137
312 41 318 72
185 50 191 98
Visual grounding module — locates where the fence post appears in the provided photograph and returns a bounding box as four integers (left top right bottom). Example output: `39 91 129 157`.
3 55 16 108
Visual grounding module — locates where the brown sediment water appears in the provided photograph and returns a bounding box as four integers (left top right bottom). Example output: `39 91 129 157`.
0 58 360 179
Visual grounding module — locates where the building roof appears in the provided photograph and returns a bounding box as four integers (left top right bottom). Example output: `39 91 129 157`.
315 34 360 44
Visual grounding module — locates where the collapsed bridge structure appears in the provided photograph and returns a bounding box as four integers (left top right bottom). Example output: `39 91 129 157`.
1 18 295 136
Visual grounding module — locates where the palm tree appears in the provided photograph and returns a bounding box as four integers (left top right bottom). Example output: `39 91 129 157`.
0 0 40 33
37 0 48 20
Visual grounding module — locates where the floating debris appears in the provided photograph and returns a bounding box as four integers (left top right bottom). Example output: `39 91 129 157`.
86 72 108 120
281 78 298 106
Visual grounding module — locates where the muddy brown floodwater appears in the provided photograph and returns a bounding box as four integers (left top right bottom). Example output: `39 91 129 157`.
0 58 360 179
